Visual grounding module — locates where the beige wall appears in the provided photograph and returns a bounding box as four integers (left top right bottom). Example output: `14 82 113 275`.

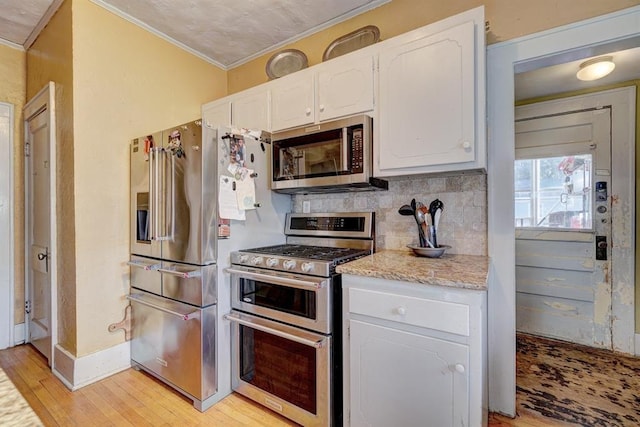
0 43 26 326
228 0 640 93
70 0 226 356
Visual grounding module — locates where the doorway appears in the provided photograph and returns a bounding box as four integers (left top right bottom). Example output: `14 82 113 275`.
23 82 58 366
487 6 640 416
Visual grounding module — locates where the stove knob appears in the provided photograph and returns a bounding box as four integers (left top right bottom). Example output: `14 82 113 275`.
283 260 297 270
266 258 279 268
239 255 249 263
251 256 264 266
301 262 314 273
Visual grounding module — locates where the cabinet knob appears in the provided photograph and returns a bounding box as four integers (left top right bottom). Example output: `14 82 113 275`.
462 141 471 151
319 104 325 112
305 107 312 115
454 364 465 374
395 306 406 316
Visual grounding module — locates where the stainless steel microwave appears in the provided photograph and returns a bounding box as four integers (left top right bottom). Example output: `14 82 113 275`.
270 114 388 194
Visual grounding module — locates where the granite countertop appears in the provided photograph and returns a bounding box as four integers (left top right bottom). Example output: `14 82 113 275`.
336 249 489 291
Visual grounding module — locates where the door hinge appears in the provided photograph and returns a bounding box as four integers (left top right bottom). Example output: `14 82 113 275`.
24 142 31 157
25 300 32 314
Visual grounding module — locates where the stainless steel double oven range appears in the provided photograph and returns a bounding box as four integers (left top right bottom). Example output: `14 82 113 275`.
225 212 374 426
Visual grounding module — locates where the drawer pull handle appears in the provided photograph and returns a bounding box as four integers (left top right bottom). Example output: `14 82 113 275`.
395 306 406 316
127 294 198 321
454 364 465 374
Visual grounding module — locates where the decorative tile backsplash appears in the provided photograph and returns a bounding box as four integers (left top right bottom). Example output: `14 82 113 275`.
292 172 487 256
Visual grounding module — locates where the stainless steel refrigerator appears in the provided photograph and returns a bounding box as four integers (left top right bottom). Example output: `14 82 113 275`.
127 119 289 411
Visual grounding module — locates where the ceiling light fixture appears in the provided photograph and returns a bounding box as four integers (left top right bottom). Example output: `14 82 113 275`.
576 56 615 81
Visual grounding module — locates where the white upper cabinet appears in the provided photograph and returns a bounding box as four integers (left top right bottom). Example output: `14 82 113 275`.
202 89 269 131
316 54 375 122
270 69 315 131
270 54 375 132
232 88 270 131
201 99 231 129
375 7 485 176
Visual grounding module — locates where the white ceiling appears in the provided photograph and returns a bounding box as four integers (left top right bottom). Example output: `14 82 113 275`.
0 0 389 69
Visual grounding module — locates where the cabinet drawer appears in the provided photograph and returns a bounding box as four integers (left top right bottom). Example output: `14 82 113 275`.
348 288 469 336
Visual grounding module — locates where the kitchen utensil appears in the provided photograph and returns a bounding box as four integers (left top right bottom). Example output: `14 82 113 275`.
411 199 428 247
417 203 434 248
428 199 444 247
406 244 451 258
398 204 414 216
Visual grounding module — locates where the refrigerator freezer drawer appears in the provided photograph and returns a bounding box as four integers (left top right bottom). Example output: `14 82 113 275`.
129 291 216 402
160 262 217 307
129 255 162 295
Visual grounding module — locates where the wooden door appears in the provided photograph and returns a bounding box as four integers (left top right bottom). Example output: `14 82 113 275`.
515 107 612 348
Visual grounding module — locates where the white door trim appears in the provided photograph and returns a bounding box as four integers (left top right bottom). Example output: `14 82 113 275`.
24 82 58 366
487 5 640 416
0 102 15 350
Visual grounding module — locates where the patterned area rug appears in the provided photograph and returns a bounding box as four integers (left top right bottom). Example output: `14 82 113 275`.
0 367 43 427
517 334 640 426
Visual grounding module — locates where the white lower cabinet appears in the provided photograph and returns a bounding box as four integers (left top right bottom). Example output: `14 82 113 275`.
342 275 487 427
349 320 469 427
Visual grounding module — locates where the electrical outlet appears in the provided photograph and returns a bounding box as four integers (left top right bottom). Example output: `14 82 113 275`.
303 201 311 213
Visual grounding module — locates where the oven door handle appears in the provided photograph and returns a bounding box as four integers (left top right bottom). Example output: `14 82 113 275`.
224 267 326 290
224 312 327 348
127 294 199 321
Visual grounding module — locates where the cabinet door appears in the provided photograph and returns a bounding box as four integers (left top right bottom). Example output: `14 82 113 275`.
349 319 469 427
317 56 374 122
202 100 231 128
270 71 314 131
378 20 475 174
232 90 270 131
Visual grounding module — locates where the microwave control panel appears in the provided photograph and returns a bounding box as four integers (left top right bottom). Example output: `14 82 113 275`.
351 127 364 173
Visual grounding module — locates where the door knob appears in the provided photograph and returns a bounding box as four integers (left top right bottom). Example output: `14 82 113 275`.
37 252 48 261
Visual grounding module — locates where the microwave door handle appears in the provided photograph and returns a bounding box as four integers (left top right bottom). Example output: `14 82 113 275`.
342 127 349 172
224 267 326 290
224 312 326 348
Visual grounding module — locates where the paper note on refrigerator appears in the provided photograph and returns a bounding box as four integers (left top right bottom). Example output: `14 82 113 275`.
218 175 245 220
236 169 257 210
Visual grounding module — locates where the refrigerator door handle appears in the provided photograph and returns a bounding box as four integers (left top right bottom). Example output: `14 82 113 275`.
151 147 161 241
156 150 175 241
127 294 199 321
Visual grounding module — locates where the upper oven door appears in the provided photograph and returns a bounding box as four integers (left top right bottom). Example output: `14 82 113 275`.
226 266 332 334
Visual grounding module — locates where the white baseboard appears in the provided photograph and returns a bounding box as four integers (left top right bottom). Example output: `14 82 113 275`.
635 333 640 356
53 341 131 391
13 323 25 345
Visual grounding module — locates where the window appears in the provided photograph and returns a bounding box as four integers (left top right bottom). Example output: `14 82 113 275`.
515 154 592 229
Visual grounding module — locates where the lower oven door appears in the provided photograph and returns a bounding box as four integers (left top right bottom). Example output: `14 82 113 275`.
226 310 331 427
128 291 216 402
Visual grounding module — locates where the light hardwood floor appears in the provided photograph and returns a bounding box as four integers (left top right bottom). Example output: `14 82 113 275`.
1 340 633 426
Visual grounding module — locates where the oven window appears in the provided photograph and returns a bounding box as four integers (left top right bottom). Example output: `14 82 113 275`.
239 278 317 319
240 326 317 414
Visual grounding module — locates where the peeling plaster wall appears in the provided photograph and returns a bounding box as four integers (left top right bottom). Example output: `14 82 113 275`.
26 0 76 354
227 0 640 93
71 0 226 356
0 43 26 326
